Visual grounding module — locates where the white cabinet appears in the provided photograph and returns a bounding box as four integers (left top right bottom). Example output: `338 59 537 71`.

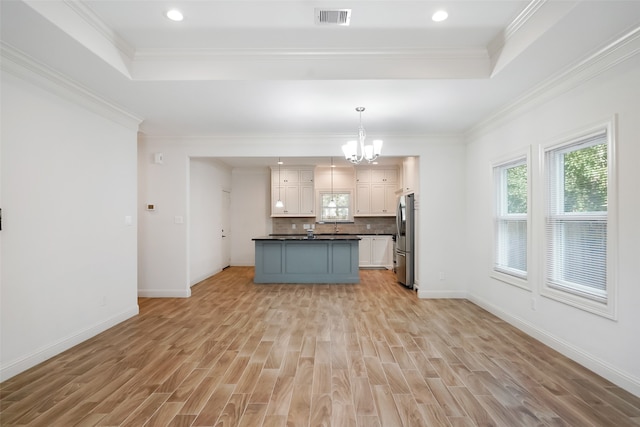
401 156 419 194
355 183 371 214
358 236 372 265
371 169 397 184
271 167 315 216
371 237 392 267
299 169 314 184
355 167 398 216
358 235 393 269
299 184 315 215
370 184 396 214
314 166 354 189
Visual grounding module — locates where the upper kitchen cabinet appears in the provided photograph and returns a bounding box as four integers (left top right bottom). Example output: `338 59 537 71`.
401 156 419 194
314 166 355 189
355 166 398 216
271 166 315 217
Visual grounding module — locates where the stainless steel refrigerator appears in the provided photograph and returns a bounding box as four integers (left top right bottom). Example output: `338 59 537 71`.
395 193 414 289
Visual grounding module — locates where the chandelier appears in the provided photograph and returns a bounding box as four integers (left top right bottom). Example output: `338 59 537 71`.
341 107 383 164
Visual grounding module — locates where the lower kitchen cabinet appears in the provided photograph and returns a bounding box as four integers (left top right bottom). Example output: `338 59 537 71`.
253 237 360 283
358 235 393 269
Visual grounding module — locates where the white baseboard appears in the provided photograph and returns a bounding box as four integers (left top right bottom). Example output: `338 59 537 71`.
138 288 191 298
467 293 640 398
0 305 139 382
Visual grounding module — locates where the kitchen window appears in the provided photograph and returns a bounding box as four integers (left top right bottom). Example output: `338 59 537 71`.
318 191 352 222
492 152 530 289
543 119 617 318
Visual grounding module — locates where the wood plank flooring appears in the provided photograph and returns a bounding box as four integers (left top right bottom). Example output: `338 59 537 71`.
2 267 639 426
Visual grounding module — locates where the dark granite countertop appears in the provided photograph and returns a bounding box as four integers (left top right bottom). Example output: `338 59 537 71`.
253 235 362 241
268 233 394 237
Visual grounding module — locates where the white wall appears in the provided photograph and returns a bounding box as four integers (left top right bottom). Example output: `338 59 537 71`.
138 142 231 297
464 51 640 394
138 135 464 297
0 70 139 381
416 143 467 297
138 137 288 296
138 140 191 297
189 158 232 285
230 168 272 266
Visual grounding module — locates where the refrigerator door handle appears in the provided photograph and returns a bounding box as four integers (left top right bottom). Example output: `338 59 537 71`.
395 201 401 238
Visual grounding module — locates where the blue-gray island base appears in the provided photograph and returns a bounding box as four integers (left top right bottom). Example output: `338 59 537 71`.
252 235 361 283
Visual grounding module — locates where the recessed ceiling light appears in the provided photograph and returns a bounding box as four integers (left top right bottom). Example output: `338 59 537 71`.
432 10 448 22
166 9 184 22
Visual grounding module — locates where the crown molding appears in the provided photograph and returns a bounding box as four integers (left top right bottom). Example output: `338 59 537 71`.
487 0 547 58
62 0 135 60
1 42 142 130
22 0 134 78
488 0 577 77
504 0 548 41
466 25 640 141
488 0 547 57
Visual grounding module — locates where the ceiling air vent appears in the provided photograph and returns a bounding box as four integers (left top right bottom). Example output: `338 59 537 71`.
315 9 351 26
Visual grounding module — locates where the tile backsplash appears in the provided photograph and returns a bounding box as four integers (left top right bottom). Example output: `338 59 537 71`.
272 217 396 235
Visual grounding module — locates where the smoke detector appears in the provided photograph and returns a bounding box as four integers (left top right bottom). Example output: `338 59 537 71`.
315 9 351 26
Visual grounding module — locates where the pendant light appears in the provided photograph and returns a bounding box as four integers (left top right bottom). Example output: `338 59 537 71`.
275 158 284 208
328 157 337 208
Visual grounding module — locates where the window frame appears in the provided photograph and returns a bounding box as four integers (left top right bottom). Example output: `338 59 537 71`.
491 148 532 290
317 189 353 223
541 118 617 319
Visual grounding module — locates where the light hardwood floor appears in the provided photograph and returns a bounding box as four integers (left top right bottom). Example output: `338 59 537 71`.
1 267 639 426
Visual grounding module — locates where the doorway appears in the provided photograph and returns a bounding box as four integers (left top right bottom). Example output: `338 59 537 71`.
221 190 231 269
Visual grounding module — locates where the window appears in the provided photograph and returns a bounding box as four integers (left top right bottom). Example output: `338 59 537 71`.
543 122 616 318
319 191 351 222
493 155 529 288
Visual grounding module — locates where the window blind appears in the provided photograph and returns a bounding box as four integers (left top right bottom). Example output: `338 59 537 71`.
545 131 608 301
494 159 527 278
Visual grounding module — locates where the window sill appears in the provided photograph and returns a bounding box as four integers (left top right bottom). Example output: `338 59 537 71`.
490 269 531 291
540 284 616 320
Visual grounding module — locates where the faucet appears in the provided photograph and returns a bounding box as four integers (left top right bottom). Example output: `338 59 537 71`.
334 222 340 234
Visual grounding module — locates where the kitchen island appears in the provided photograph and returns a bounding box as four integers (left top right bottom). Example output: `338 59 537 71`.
252 235 361 283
